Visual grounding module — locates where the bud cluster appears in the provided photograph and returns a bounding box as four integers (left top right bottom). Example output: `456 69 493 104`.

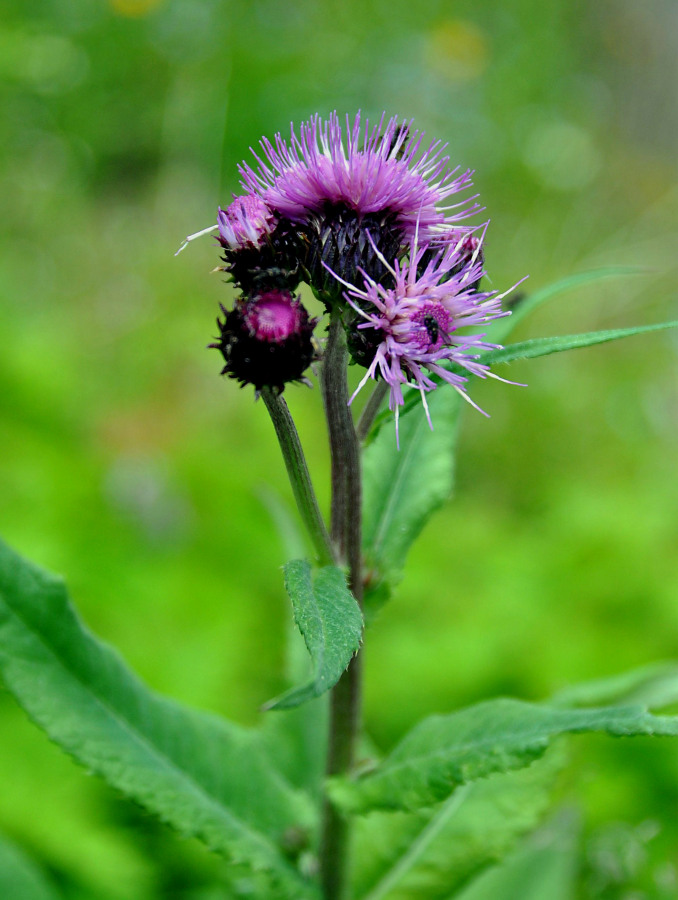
185 112 519 417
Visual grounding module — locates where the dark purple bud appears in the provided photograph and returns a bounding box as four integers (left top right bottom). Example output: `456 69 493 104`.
210 290 317 393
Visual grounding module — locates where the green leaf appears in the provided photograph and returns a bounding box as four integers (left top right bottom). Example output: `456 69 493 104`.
352 752 563 900
550 661 678 711
0 833 63 900
397 318 678 420
486 266 645 344
479 320 678 369
0 539 317 899
329 698 678 814
264 560 363 711
362 387 462 609
453 811 579 900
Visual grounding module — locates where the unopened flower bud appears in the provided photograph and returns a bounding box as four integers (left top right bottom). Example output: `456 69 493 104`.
217 196 303 294
217 195 277 250
210 290 317 393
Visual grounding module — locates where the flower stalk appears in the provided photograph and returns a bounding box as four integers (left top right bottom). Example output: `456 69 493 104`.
260 387 334 566
319 315 364 900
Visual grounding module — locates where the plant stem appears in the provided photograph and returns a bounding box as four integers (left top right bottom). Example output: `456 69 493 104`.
261 387 335 567
356 380 388 443
320 316 364 900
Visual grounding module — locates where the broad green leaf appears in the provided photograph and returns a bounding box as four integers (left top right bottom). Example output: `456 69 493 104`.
362 386 461 609
486 266 644 344
551 661 678 711
453 811 579 900
329 698 678 814
0 539 317 899
0 834 63 900
352 752 563 900
479 319 678 368
264 560 363 711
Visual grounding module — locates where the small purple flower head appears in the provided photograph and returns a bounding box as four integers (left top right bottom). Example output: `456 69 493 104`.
239 112 481 302
330 229 518 441
216 195 304 294
211 289 317 393
217 195 277 250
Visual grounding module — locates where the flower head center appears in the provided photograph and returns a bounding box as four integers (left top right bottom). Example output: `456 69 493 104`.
407 302 452 352
245 291 303 343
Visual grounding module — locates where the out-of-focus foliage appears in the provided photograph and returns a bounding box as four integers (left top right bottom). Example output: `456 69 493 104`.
0 0 676 897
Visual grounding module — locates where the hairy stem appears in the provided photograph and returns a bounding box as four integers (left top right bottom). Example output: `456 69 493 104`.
320 316 364 900
261 387 335 567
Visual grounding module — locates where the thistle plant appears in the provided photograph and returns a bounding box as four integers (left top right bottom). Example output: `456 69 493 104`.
1 111 678 900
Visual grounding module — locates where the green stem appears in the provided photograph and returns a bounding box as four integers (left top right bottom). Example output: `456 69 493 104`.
356 380 388 443
260 387 335 567
319 316 364 900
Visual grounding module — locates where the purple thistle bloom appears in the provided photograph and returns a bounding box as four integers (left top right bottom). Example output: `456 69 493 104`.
239 111 481 243
217 194 278 250
327 228 521 442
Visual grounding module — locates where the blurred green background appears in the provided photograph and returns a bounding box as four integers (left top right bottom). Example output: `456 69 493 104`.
1 0 677 896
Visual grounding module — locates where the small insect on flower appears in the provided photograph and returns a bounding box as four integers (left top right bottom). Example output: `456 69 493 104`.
422 314 440 346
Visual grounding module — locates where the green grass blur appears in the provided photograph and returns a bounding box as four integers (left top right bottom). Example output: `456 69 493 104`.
1 0 677 896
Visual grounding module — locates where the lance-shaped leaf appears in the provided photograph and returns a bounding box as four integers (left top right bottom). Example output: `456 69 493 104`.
551 661 678 710
396 318 678 420
0 539 317 899
362 387 461 610
486 266 645 344
265 560 363 711
329 698 678 814
479 319 678 368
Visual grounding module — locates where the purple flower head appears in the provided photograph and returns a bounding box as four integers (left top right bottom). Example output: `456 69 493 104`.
217 194 278 250
328 228 519 442
240 112 479 241
238 112 482 302
210 289 317 393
